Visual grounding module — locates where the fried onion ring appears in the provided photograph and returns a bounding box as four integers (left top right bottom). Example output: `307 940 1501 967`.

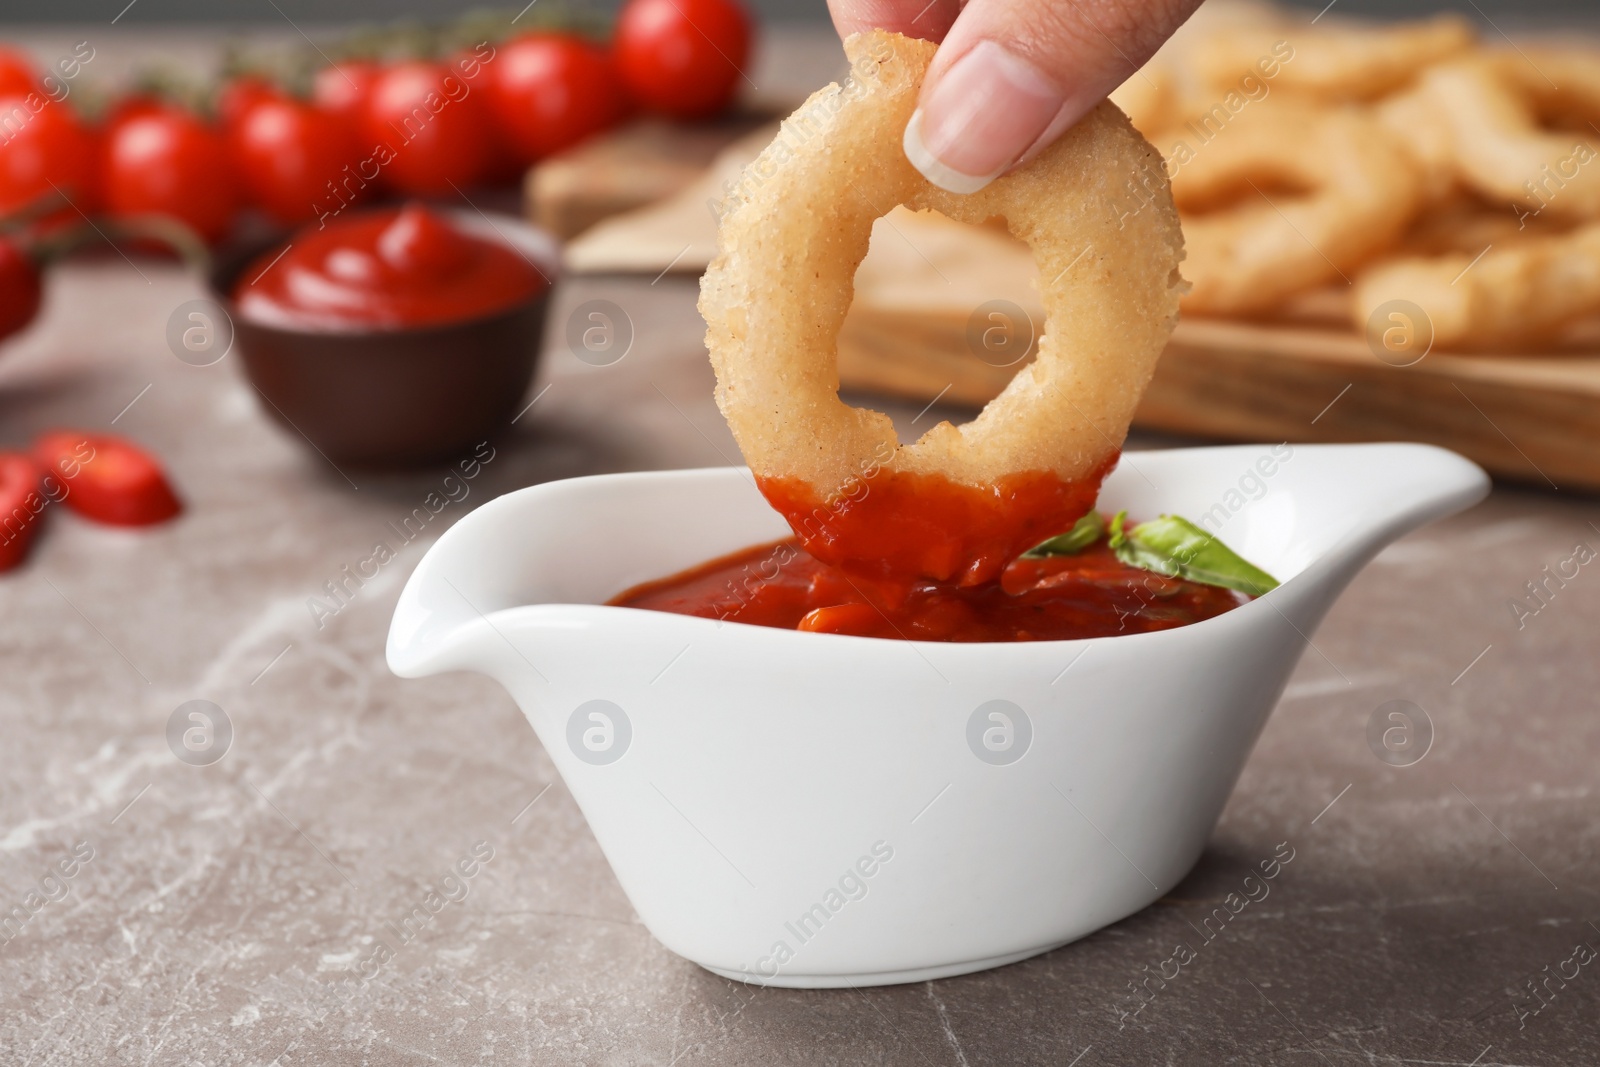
699 30 1184 585
1354 221 1600 351
1376 84 1458 204
1391 192 1571 255
1191 14 1473 102
1417 50 1600 219
1110 64 1174 137
1165 103 1423 315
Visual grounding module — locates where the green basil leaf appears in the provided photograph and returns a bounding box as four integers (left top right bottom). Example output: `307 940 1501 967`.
1023 510 1105 557
1107 510 1179 577
1119 514 1280 595
1107 510 1128 550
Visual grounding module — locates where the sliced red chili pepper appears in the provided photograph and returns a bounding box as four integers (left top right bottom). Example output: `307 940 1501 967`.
33 431 181 527
0 451 46 571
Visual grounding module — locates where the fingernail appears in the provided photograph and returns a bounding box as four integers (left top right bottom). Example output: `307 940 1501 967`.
903 40 1065 194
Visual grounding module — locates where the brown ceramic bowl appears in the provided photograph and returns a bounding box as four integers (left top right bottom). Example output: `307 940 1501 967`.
209 208 559 468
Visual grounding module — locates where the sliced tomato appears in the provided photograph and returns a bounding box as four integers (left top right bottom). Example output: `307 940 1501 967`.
33 431 181 527
0 452 46 571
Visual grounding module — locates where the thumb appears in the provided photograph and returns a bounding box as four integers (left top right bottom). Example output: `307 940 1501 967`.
903 0 1202 193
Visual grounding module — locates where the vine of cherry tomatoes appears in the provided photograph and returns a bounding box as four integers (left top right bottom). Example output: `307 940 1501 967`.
0 1 750 568
0 0 751 260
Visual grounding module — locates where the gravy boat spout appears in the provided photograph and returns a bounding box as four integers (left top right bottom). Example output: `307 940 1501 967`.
386 443 1487 988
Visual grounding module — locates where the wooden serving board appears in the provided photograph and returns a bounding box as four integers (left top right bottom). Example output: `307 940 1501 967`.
838 312 1594 491
541 125 1600 492
524 112 784 240
1141 320 1596 491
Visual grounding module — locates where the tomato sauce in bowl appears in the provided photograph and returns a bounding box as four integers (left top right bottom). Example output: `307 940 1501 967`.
233 202 548 331
212 203 557 466
610 536 1251 642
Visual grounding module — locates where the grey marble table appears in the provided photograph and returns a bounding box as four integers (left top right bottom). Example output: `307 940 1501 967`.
1 23 1599 1067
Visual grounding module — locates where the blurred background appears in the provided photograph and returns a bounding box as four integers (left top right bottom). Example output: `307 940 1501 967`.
3 1 1600 1064
3 0 1594 22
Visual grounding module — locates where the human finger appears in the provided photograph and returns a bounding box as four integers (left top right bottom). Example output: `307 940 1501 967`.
903 0 1202 192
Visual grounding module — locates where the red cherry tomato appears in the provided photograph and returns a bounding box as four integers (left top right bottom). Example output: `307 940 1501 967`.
0 92 98 218
486 34 628 164
614 0 751 119
0 46 38 98
361 60 491 195
0 238 40 342
103 92 165 127
230 96 361 226
218 74 281 132
102 105 238 244
0 452 46 573
33 431 181 527
475 127 526 187
313 60 383 132
445 45 521 185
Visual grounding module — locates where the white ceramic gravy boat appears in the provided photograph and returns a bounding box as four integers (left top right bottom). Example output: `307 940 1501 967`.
387 443 1487 988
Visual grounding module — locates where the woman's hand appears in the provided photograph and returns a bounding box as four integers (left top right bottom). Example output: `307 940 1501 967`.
828 0 1201 192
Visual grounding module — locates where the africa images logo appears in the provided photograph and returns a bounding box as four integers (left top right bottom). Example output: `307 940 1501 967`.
740 841 895 983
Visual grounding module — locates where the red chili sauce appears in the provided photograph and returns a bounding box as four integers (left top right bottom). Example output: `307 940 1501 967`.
610 535 1250 643
233 203 547 331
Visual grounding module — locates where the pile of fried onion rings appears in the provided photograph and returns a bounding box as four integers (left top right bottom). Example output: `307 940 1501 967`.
1116 3 1600 351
